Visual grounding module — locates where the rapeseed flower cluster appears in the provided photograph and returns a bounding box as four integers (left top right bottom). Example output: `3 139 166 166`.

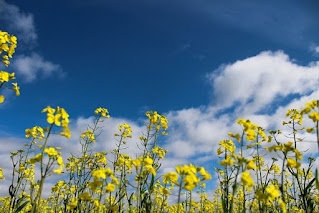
0 30 19 103
1 29 319 213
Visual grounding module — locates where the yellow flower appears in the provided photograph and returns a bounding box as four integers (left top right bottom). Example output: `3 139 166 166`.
287 158 300 169
247 160 256 170
228 132 240 142
42 106 56 114
152 146 167 159
0 71 9 82
265 184 280 201
105 183 116 193
160 187 171 195
53 168 63 174
67 197 78 210
0 168 4 180
131 159 141 171
219 140 236 153
163 172 178 185
79 192 92 201
81 130 95 142
199 167 212 181
309 112 319 122
144 156 153 165
0 95 4 103
217 147 224 155
278 199 287 213
241 171 254 187
57 156 63 165
30 153 42 164
44 147 59 156
144 165 156 176
94 107 110 118
220 154 235 166
92 168 113 179
246 129 257 141
11 83 20 96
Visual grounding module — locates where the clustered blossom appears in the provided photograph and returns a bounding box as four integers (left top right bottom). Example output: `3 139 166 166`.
146 111 168 135
0 30 19 103
0 30 17 66
42 106 71 138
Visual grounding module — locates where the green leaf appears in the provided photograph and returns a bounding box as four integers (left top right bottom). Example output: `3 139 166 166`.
316 169 319 190
14 201 29 213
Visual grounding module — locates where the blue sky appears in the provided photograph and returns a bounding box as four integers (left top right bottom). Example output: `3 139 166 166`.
1 0 319 196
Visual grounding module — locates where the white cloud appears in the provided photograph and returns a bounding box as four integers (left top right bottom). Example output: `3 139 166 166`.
315 46 319 54
208 51 319 115
163 50 319 166
0 0 37 45
0 0 64 82
12 53 63 82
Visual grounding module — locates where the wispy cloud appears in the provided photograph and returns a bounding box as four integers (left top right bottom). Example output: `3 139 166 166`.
0 0 63 82
12 53 63 82
0 0 37 45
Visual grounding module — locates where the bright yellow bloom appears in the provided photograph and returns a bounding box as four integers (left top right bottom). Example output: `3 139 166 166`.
287 158 300 169
42 106 71 137
199 167 212 181
309 112 319 122
159 187 171 195
0 95 4 103
25 126 45 141
131 159 141 170
184 172 200 191
247 160 256 170
0 71 9 82
220 154 235 166
118 123 132 138
12 83 20 96
94 107 110 118
144 156 153 165
219 140 236 153
105 183 116 192
30 153 42 164
57 156 64 166
92 168 113 179
246 129 257 141
217 147 224 155
265 184 280 201
228 132 240 142
278 199 287 213
152 146 167 159
163 172 179 185
144 165 156 176
45 147 59 156
81 130 95 142
53 168 63 174
241 171 254 187
0 168 4 180
67 197 78 210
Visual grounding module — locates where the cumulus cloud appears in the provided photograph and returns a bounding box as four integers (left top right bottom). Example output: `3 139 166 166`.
12 53 63 82
208 51 319 115
163 50 319 165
